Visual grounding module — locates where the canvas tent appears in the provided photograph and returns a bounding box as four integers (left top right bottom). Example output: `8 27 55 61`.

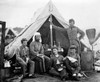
6 1 89 58
13 27 23 34
0 28 17 37
5 28 18 37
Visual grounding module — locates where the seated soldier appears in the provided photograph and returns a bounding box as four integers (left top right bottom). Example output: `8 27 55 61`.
16 38 36 78
50 47 68 81
29 32 51 74
63 45 83 79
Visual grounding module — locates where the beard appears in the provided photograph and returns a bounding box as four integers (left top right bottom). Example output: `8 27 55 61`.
35 39 40 42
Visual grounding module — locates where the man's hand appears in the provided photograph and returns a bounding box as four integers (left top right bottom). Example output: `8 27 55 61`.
26 57 29 64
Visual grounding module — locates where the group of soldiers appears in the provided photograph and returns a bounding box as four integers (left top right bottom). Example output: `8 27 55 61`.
8 19 85 81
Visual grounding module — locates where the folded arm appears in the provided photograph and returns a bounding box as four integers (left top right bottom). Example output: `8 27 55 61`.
63 58 74 72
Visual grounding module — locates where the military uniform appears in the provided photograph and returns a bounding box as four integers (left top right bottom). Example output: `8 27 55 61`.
63 47 81 76
67 26 85 51
30 41 51 73
17 45 35 76
50 54 68 79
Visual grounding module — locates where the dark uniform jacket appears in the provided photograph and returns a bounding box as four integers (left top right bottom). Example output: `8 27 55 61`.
67 50 80 66
51 54 64 71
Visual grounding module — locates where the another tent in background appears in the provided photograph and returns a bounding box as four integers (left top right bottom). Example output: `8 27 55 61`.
0 28 17 38
13 27 24 34
5 28 18 37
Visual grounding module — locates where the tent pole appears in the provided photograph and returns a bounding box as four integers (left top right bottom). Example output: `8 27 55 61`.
50 15 53 48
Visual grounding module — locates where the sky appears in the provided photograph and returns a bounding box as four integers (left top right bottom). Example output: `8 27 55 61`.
0 0 100 32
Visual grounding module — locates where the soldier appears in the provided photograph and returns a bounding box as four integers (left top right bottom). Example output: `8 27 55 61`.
16 38 36 78
63 45 83 80
30 32 51 74
50 47 68 81
52 19 85 54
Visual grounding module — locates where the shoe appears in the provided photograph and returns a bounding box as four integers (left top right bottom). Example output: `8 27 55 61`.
73 73 77 77
28 74 36 78
77 73 83 77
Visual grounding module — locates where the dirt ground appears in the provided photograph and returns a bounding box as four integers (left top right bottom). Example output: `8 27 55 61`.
6 72 100 82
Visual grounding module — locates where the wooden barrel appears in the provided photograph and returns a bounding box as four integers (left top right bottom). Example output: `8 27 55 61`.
81 50 94 71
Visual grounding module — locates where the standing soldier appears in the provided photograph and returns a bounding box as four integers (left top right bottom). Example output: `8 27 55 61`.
52 19 85 54
67 19 85 54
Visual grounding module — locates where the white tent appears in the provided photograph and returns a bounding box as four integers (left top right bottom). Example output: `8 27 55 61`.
6 1 91 58
5 28 18 37
5 1 69 58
